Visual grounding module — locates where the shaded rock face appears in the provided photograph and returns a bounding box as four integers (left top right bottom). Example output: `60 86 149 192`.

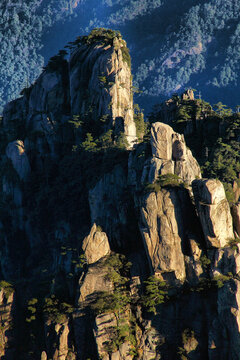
6 140 30 181
28 61 70 124
2 95 28 128
44 320 76 360
89 165 131 250
231 203 240 237
193 179 234 248
70 37 136 147
209 279 240 360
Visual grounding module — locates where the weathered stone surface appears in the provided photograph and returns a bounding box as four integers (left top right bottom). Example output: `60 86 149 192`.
6 140 30 181
151 122 174 160
82 224 110 264
45 320 75 360
212 246 240 277
94 313 133 360
129 123 201 190
149 122 201 184
69 36 136 147
174 147 201 184
3 96 28 127
147 158 174 184
209 279 240 359
41 351 47 360
185 239 203 284
231 203 240 237
139 189 186 281
193 179 234 248
140 325 162 360
28 63 70 124
78 261 113 304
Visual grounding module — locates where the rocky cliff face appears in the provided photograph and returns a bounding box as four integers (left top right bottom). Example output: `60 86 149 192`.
0 29 240 360
70 35 136 147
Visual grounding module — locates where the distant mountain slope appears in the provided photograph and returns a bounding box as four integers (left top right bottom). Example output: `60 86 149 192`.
1 0 240 113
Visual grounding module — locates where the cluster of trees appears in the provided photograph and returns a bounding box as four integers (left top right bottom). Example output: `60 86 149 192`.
2 0 240 114
0 0 77 113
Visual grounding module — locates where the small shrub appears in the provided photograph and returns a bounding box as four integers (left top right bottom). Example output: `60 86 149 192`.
144 182 161 193
226 237 240 250
121 46 131 68
212 273 233 288
157 173 182 187
0 280 14 298
200 254 211 269
43 295 74 324
142 276 168 314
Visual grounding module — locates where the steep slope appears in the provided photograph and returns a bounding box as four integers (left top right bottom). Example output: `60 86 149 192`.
0 29 240 360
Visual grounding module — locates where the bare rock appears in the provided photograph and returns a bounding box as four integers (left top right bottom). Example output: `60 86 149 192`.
149 122 201 184
44 320 75 360
231 203 240 237
147 158 174 184
212 246 240 277
139 189 186 282
211 279 240 359
78 261 113 304
41 352 47 360
193 179 234 248
151 122 174 160
28 63 70 124
94 313 133 360
82 224 110 264
6 140 30 181
69 36 136 147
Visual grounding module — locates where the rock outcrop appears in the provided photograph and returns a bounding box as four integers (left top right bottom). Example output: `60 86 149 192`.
70 35 137 147
150 122 201 184
140 189 186 281
231 203 240 237
193 179 234 248
1 29 240 360
82 224 110 264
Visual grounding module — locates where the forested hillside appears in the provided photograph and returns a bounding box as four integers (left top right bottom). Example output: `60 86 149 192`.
1 0 240 113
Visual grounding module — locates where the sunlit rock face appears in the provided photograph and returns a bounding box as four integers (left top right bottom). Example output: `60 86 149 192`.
69 34 137 147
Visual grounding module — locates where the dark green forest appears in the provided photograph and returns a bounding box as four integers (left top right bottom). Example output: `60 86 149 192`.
1 0 240 113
